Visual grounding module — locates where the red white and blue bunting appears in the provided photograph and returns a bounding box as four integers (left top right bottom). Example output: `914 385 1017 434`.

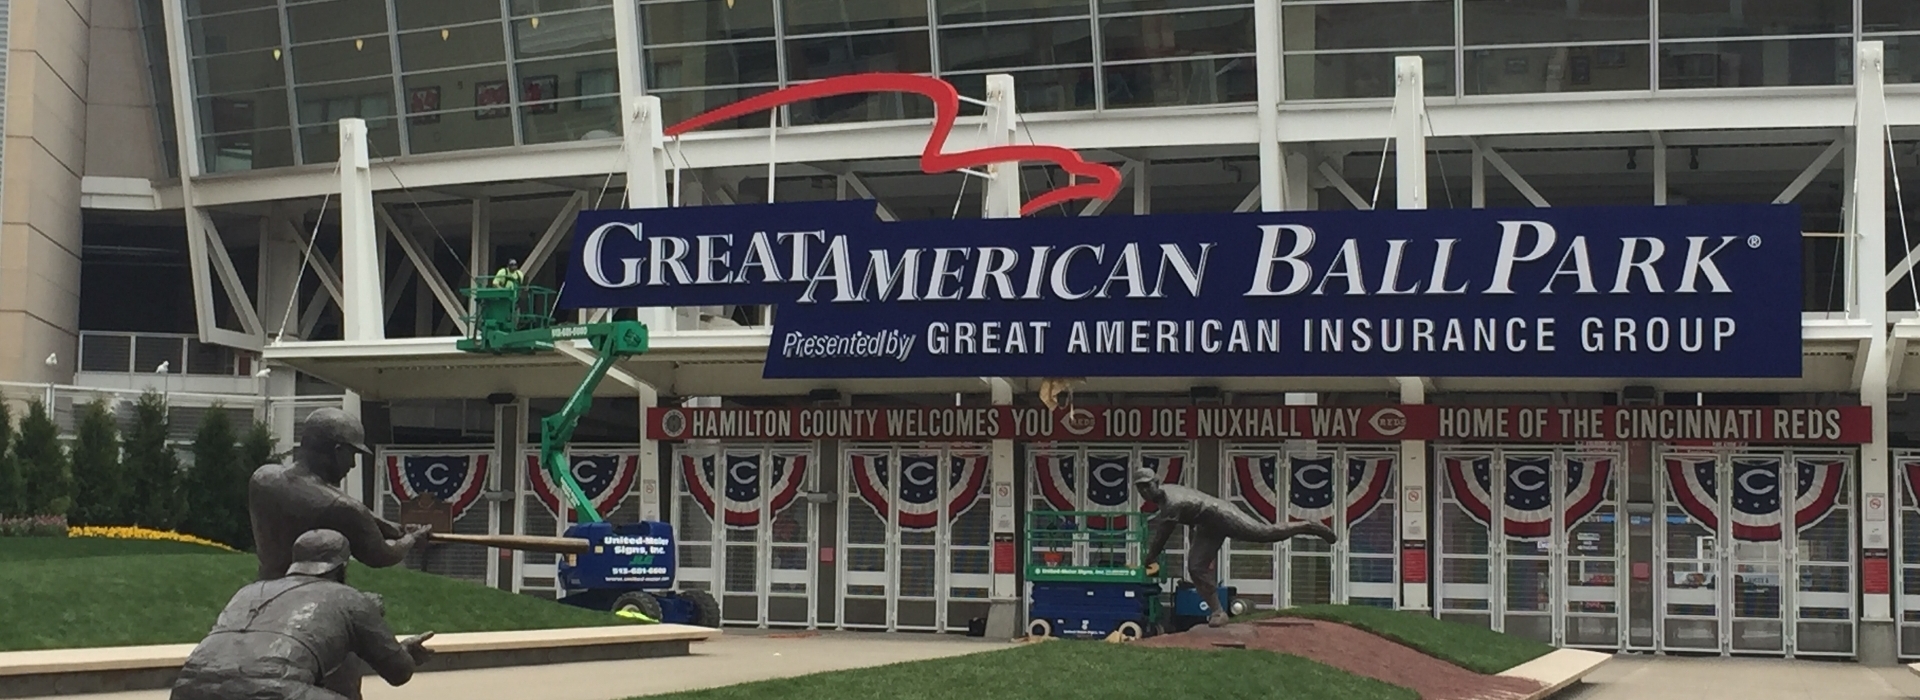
1231 454 1394 525
680 450 809 528
384 452 490 521
1444 455 1614 540
1664 456 1846 542
524 451 640 521
847 452 989 530
1033 452 1185 529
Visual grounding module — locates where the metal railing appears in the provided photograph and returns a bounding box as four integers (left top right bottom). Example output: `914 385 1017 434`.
78 332 260 376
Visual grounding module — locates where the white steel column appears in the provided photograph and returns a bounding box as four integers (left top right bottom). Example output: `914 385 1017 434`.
636 381 664 523
981 74 1023 640
626 96 676 333
339 390 367 505
470 196 491 319
338 119 384 342
1855 41 1896 661
257 216 303 340
1393 56 1431 612
1254 0 1284 211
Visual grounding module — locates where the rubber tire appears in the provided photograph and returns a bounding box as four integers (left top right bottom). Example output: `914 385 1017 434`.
613 591 664 622
1116 621 1145 641
1229 597 1252 617
679 589 723 628
1027 618 1053 638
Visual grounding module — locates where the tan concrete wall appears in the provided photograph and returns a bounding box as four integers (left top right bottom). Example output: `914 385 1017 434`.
82 0 159 179
0 0 91 384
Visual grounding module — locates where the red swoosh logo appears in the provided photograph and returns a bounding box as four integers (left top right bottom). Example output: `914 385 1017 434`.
662 73 1122 217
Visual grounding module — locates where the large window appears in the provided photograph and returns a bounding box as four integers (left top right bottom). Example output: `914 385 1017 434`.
182 0 620 170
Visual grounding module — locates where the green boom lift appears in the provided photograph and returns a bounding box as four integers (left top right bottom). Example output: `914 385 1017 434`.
454 278 720 626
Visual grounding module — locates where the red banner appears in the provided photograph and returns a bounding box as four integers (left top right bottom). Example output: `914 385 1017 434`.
644 405 1871 444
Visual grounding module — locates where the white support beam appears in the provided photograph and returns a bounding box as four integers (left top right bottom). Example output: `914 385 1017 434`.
382 261 417 321
1652 131 1669 205
298 291 329 339
197 213 266 337
1317 160 1371 210
521 191 589 279
1393 56 1431 613
983 74 1022 219
376 205 469 335
1254 0 1283 212
1133 160 1152 215
627 95 675 334
1470 145 1486 208
1078 160 1139 217
339 119 385 342
1855 41 1894 632
1233 186 1261 213
838 173 900 222
1474 141 1550 207
470 196 492 319
555 342 648 393
279 218 344 306
1775 140 1845 204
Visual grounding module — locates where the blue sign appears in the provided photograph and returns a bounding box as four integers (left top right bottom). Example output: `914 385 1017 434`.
558 201 1804 379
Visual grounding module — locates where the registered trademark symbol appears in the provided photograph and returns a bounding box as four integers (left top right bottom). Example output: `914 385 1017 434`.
1747 235 1762 248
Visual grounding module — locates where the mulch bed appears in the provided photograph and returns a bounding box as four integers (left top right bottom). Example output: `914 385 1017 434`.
1132 618 1544 700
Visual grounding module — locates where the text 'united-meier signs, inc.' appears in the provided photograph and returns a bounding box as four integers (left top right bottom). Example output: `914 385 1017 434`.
557 200 1804 379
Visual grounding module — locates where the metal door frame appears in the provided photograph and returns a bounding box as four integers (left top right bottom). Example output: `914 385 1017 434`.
672 442 821 629
1218 443 1401 609
836 443 993 632
1024 443 1196 575
1653 446 1856 658
1896 450 1920 659
513 444 644 597
1433 444 1628 648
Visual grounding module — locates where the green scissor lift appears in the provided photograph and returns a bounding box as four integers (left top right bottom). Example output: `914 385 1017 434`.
1023 510 1172 640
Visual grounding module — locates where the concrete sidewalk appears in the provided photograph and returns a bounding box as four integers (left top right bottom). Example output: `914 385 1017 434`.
1554 655 1920 700
24 631 1009 700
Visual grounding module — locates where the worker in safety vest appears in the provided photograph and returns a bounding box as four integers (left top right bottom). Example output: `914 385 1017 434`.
492 259 524 289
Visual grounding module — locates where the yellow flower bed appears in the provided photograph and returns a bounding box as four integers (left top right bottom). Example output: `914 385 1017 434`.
67 526 238 552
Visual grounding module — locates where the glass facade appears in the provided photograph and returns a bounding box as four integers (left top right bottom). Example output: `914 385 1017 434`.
169 0 1909 171
183 0 619 172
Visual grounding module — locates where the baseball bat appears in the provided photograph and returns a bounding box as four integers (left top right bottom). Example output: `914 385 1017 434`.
426 532 594 554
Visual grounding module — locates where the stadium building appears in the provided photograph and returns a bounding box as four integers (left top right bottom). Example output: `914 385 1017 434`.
5 0 1920 664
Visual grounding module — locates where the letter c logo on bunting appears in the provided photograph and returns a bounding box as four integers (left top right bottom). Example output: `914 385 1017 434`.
1369 408 1408 437
1062 409 1097 436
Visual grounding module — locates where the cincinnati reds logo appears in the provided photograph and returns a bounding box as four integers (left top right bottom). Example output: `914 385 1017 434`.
664 73 1123 216
1369 408 1407 437
1061 408 1097 436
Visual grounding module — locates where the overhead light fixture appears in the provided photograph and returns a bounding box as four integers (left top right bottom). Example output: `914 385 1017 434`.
271 48 282 60
1625 149 1637 170
441 28 450 41
354 38 363 51
529 16 539 28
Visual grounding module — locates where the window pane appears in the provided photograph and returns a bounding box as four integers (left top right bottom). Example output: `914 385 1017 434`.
1879 34 1920 84
1659 38 1852 88
407 108 516 154
1102 8 1253 62
402 65 513 109
940 19 1094 72
1281 2 1453 52
395 0 501 30
1102 0 1249 14
521 98 621 144
202 129 295 171
399 26 508 72
287 0 388 43
642 0 777 44
1659 0 1850 39
189 8 282 56
1283 51 1453 100
1466 44 1648 95
291 38 392 84
1463 0 1648 45
784 0 928 35
195 51 287 95
295 81 393 124
1865 0 1920 33
786 31 932 80
300 117 401 163
947 68 1096 113
513 8 618 58
188 0 274 17
515 55 616 108
937 0 1090 26
656 85 780 130
200 91 291 132
513 0 612 16
646 42 780 88
1104 55 1256 108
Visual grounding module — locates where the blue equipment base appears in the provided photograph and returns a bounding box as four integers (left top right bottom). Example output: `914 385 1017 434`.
1027 582 1163 640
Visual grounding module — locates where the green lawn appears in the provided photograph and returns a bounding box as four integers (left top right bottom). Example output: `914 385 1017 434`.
0 537 633 652
1270 604 1554 675
630 640 1419 700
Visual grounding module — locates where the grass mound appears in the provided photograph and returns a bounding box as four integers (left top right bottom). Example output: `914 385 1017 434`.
1274 604 1554 674
0 537 632 652
631 640 1419 700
